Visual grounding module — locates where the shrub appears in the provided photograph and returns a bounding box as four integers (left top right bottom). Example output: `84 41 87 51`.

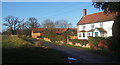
70 39 88 46
88 36 105 49
106 36 120 52
79 40 88 46
98 40 108 50
37 36 42 38
70 39 79 44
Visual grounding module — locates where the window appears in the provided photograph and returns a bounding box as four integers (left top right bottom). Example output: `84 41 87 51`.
79 33 81 37
95 32 98 37
83 33 85 37
82 25 86 29
91 24 94 28
88 33 90 36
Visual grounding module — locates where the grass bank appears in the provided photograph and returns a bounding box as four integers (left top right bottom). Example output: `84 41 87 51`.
2 35 68 63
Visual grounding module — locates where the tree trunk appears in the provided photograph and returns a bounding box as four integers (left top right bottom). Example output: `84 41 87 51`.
112 15 120 37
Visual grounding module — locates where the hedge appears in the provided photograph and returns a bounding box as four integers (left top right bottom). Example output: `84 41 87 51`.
70 39 88 46
88 36 105 48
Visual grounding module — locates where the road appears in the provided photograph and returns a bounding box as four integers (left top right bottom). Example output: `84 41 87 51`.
27 38 119 63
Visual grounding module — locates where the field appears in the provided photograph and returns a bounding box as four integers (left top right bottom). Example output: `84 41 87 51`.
2 35 68 63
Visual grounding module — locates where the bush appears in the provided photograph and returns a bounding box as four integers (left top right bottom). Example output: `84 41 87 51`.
79 40 88 46
106 36 120 52
37 36 42 38
70 39 79 44
70 39 88 46
88 36 105 49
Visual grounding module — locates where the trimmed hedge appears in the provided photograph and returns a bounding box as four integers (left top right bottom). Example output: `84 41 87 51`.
88 36 105 49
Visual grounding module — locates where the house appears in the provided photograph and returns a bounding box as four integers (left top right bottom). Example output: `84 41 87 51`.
31 28 77 39
77 9 117 40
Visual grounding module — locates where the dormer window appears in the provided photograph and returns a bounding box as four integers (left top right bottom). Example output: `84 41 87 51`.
82 25 85 29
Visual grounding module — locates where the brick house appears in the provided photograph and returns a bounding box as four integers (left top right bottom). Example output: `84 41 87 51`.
31 28 77 40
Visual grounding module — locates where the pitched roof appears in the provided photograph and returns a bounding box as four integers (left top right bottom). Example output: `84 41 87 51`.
32 28 44 33
54 28 68 34
32 28 77 34
94 28 107 33
77 12 116 25
79 30 86 32
87 29 94 32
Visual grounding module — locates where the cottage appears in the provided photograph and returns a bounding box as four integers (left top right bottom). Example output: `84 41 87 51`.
77 9 117 39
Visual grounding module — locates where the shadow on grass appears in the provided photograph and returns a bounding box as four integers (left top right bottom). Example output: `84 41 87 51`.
2 47 68 63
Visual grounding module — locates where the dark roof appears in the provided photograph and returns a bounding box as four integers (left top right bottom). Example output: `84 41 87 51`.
77 12 116 25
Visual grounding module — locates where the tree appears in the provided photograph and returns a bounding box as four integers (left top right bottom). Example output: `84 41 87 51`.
55 20 72 28
61 29 76 44
42 28 57 42
16 22 31 36
42 19 55 28
27 17 41 28
16 17 41 37
3 16 22 35
92 1 120 36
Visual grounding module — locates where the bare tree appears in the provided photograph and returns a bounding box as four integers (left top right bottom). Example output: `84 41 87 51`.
42 19 55 28
27 17 41 28
55 20 72 28
3 16 22 35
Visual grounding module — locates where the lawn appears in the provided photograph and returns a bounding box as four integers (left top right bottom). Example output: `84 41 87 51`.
2 35 68 63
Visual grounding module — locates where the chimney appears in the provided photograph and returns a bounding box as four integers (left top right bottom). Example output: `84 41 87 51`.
83 9 87 17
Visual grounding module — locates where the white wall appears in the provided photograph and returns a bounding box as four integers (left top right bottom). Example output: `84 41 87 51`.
78 32 88 39
78 22 101 31
77 20 114 39
78 22 101 39
103 21 114 37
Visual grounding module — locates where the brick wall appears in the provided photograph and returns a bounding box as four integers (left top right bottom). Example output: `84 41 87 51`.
32 33 41 38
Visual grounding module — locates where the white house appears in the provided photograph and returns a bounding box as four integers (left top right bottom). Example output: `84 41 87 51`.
77 9 117 40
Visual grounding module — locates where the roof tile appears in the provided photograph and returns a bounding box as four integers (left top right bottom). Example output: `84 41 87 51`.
77 12 116 25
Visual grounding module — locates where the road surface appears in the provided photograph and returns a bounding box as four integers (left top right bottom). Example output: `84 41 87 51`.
26 38 119 63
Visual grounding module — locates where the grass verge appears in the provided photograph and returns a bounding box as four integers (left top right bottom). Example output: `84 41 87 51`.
2 35 68 63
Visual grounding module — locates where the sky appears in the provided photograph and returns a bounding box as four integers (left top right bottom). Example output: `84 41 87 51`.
2 2 103 31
